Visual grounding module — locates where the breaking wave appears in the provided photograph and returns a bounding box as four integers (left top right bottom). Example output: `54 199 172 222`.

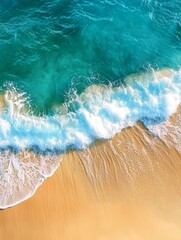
0 68 181 208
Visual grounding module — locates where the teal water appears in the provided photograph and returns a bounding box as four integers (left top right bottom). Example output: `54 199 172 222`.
0 0 181 113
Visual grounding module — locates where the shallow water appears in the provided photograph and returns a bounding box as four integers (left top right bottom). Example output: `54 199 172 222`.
0 0 181 112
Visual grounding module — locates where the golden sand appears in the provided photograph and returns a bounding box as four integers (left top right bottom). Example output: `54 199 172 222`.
0 106 181 240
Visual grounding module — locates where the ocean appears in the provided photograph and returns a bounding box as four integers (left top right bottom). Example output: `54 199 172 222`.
0 0 181 208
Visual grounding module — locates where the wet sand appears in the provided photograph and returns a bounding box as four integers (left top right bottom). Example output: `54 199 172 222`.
0 107 181 240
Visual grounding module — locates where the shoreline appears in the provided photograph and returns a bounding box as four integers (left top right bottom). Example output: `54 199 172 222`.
0 106 180 239
0 66 180 209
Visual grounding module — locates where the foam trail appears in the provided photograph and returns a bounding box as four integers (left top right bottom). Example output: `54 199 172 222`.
0 150 62 209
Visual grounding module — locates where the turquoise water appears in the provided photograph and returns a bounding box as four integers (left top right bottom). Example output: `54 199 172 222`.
0 0 181 113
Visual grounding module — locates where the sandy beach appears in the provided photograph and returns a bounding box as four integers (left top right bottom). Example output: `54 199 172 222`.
0 0 181 238
0 106 181 240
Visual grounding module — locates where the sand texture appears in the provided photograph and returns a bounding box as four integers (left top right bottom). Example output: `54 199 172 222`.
0 106 181 240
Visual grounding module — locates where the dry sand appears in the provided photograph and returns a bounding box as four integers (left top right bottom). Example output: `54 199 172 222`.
0 107 181 240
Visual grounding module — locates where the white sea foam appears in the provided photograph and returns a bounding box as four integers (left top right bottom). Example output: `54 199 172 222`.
0 68 180 151
0 68 181 208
